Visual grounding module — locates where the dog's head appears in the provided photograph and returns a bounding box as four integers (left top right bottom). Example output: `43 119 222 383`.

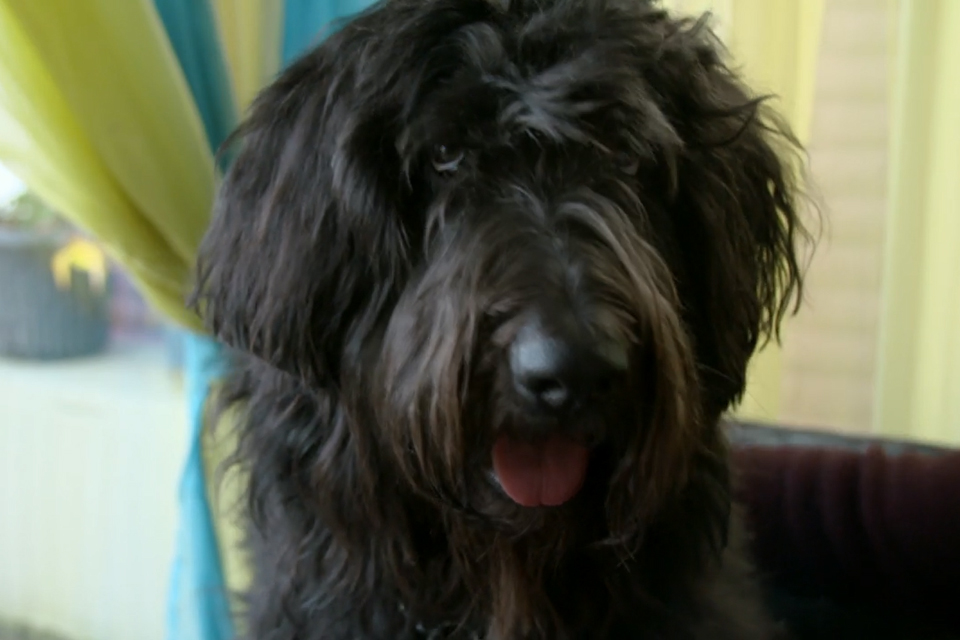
195 0 807 570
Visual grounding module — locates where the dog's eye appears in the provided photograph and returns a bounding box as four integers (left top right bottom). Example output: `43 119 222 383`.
431 144 465 175
620 157 640 176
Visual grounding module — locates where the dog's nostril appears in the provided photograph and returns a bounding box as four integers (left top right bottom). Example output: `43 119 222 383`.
509 320 626 412
524 376 570 410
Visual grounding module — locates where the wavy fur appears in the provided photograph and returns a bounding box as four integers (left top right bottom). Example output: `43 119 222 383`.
192 0 810 637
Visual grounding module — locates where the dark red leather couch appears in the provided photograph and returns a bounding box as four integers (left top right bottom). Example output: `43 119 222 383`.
728 422 960 640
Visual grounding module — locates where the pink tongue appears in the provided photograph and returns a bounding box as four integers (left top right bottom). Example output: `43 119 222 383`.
492 434 590 507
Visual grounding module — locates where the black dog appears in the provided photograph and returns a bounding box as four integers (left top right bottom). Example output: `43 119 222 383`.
193 0 810 637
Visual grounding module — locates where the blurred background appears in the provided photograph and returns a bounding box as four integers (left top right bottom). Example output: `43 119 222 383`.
0 0 956 639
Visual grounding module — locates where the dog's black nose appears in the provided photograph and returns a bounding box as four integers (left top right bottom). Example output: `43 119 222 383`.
509 320 628 412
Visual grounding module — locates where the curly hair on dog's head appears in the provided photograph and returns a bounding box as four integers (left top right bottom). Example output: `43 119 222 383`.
192 0 811 637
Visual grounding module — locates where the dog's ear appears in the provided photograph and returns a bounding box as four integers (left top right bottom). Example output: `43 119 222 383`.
191 17 415 386
649 18 812 419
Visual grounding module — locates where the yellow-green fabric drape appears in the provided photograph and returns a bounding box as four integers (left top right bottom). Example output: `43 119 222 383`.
664 0 826 423
0 0 214 330
212 1 284 114
203 403 253 607
874 0 960 445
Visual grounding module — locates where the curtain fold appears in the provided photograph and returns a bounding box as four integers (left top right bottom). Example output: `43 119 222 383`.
0 0 206 329
0 0 215 272
212 0 284 113
149 2 241 639
874 0 960 444
153 0 237 154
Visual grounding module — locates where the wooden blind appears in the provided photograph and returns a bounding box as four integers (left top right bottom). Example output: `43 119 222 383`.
779 0 893 434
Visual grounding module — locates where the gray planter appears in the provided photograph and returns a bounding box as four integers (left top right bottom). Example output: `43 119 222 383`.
0 227 110 359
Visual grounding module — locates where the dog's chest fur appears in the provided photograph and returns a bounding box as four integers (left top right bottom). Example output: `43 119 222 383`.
236 384 783 640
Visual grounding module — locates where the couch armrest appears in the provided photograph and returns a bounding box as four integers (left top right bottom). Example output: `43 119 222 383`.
725 421 953 456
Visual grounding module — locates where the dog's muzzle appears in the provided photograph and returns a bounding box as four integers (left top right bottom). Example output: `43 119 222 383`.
491 310 628 509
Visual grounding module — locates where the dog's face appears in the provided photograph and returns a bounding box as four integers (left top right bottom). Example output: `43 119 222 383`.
195 0 806 544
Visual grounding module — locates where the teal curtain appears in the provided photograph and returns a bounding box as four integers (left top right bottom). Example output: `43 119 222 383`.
282 0 376 65
153 0 236 154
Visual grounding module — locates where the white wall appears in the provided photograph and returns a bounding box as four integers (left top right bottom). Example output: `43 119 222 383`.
0 336 187 640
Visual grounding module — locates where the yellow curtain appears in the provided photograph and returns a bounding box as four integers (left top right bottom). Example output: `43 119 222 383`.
874 0 960 445
203 406 253 600
0 0 214 330
664 0 825 422
212 1 284 114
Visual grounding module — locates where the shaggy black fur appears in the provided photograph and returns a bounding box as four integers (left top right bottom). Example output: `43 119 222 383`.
192 0 811 637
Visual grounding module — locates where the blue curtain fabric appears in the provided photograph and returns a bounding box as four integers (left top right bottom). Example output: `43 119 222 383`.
166 333 234 640
152 0 236 154
282 0 376 65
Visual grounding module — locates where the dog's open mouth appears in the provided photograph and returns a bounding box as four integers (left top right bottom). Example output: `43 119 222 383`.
491 434 590 507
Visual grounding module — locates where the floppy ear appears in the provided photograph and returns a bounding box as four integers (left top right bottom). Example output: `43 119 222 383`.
191 19 414 386
649 18 812 419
